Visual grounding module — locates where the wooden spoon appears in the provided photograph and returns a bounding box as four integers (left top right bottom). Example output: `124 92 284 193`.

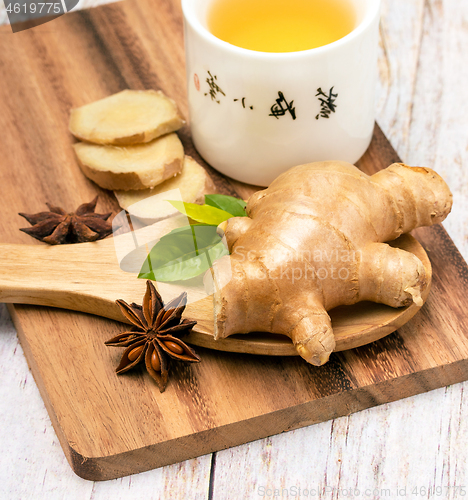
0 219 431 356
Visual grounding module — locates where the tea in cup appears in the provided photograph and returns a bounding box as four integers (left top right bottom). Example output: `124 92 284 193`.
182 0 381 185
208 0 357 53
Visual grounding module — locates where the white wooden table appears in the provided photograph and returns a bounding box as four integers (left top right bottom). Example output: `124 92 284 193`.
1 0 467 498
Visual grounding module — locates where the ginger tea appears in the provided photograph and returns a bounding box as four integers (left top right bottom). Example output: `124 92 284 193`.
208 0 356 53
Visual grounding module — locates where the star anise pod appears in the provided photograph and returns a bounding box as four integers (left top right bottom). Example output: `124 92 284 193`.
105 280 200 392
19 196 113 244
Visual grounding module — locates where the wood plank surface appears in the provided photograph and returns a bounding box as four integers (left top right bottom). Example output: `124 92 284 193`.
1 0 468 496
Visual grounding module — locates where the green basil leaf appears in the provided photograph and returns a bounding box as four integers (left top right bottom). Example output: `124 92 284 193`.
167 200 233 225
138 225 229 282
204 194 247 217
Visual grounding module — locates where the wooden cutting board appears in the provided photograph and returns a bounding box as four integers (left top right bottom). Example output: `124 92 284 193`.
1 0 468 481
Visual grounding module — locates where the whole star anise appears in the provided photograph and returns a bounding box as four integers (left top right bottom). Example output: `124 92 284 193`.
19 196 113 244
105 280 200 392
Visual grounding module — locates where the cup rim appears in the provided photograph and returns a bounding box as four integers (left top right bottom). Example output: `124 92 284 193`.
182 0 381 60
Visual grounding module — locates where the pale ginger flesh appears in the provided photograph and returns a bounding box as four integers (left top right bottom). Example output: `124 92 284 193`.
114 156 216 222
69 90 185 145
210 162 452 366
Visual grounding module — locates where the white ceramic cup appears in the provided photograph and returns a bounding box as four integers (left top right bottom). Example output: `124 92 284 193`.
182 0 381 186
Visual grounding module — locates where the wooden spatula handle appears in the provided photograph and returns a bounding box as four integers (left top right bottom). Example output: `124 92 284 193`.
0 242 144 321
0 219 204 322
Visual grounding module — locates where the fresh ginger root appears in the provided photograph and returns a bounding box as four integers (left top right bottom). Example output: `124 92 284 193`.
209 162 452 366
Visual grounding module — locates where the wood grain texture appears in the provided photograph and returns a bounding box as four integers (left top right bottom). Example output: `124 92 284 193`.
0 302 212 499
0 0 468 495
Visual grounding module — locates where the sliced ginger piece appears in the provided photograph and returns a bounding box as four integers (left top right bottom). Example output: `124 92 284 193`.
114 156 216 222
69 90 185 145
73 133 184 191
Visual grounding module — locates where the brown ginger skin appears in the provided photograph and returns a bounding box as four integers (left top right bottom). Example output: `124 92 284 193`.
209 162 452 366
